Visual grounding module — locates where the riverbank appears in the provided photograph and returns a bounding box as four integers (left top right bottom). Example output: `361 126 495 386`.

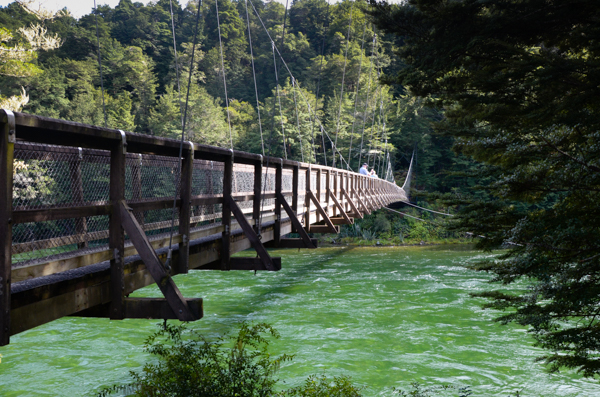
317 235 475 247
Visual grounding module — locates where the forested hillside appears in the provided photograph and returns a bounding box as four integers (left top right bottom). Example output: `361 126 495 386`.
0 0 473 194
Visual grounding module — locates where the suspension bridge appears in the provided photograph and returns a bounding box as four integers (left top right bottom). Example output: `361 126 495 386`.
0 0 417 345
0 109 411 345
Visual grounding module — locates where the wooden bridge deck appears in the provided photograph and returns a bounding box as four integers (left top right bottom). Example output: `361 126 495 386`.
1 110 407 345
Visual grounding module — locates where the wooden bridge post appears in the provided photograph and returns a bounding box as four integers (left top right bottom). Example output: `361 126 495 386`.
325 169 330 217
344 171 349 213
332 170 338 217
176 142 194 274
109 131 126 320
291 165 299 233
305 166 311 231
316 168 322 223
253 157 262 235
221 151 233 270
69 148 88 249
274 160 282 247
0 109 15 346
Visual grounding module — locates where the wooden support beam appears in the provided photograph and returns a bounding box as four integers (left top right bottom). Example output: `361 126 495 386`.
176 142 194 274
316 168 322 223
75 298 203 320
109 132 126 320
226 195 279 271
341 188 363 219
276 192 315 248
309 225 340 234
292 165 299 233
327 189 353 224
274 238 318 249
0 109 15 346
119 201 199 321
274 161 282 247
304 167 311 231
330 216 353 225
202 257 282 271
13 204 112 224
306 190 337 233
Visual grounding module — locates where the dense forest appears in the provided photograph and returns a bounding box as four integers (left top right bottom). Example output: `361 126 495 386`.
0 0 472 195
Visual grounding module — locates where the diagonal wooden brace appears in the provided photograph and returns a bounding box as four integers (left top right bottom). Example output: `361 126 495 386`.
307 190 337 233
327 189 353 224
276 192 316 248
357 188 373 212
351 188 370 215
119 201 198 321
226 195 278 271
341 188 363 219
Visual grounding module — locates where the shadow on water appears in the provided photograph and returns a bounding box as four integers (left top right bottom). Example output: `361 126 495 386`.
194 246 359 319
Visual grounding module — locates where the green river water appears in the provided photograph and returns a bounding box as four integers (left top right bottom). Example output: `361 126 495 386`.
1 246 598 396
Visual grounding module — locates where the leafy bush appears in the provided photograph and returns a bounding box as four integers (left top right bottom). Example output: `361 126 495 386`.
279 374 362 397
407 223 430 240
373 212 392 235
394 383 472 397
97 322 291 397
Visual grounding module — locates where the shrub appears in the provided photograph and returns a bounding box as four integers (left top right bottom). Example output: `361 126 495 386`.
279 374 362 397
97 322 291 397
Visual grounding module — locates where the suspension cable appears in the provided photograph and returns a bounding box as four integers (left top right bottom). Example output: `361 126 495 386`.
358 33 377 168
383 207 440 225
333 0 354 169
366 85 381 167
247 0 353 171
168 0 184 130
244 0 264 156
93 0 107 128
215 0 234 150
165 0 201 269
292 77 304 162
272 42 288 159
311 0 330 165
347 22 367 170
400 201 454 216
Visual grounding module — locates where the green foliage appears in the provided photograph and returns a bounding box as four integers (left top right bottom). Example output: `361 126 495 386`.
394 383 472 397
97 322 292 397
279 374 362 397
371 0 600 377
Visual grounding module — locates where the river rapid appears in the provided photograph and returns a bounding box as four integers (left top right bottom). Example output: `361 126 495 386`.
1 246 598 396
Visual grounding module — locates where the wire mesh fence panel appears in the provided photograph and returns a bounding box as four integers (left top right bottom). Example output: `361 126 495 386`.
190 160 224 228
12 215 110 265
233 164 255 215
260 167 276 215
282 168 293 193
12 143 113 265
136 154 181 201
13 143 111 210
298 171 306 216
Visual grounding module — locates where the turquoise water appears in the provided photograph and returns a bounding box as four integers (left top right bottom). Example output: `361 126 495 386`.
1 246 598 396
